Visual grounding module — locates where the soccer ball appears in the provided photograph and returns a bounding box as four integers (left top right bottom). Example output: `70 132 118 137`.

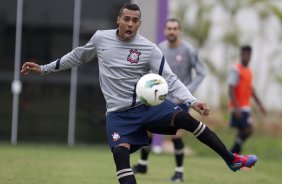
136 73 168 106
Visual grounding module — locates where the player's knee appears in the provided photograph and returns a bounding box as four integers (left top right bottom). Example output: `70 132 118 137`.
113 146 131 169
147 132 153 138
239 127 253 141
245 126 253 134
173 111 201 132
113 146 130 159
172 138 184 150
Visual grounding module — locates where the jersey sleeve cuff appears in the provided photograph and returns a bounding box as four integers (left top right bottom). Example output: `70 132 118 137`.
184 99 198 108
40 65 49 76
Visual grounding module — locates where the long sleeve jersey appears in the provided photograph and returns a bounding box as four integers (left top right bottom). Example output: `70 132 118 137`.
158 40 205 94
41 29 197 113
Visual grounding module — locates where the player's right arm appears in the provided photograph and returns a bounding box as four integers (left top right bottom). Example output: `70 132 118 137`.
21 32 99 75
187 49 205 93
229 85 241 117
228 66 241 118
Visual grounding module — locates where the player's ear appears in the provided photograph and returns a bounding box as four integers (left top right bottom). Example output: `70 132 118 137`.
117 16 120 25
163 24 168 35
138 19 142 28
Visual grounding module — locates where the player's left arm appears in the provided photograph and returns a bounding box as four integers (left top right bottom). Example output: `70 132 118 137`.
187 50 206 93
252 87 266 115
149 46 209 116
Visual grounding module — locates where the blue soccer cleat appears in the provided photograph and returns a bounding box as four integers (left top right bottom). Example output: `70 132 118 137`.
228 153 258 172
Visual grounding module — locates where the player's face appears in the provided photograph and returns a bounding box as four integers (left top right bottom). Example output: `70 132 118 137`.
164 21 181 43
241 51 251 66
117 9 142 41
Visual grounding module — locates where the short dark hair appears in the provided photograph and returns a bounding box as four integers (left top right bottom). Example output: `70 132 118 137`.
119 3 141 18
165 18 181 29
241 45 252 53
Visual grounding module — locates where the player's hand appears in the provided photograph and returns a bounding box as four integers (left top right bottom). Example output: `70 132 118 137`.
259 105 267 115
192 101 210 116
21 62 41 75
234 108 242 119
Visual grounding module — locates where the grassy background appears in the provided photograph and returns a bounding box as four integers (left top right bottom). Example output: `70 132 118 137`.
1 125 282 184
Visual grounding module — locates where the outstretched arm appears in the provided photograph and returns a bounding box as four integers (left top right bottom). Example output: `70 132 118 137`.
21 32 98 76
252 88 266 115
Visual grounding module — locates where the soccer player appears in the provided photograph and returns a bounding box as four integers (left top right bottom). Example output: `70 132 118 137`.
21 4 258 184
229 45 266 154
132 18 205 182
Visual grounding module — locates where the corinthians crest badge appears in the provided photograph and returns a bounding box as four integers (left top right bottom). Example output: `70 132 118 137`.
127 49 141 64
112 132 120 142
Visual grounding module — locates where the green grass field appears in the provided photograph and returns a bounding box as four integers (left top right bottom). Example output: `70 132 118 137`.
0 136 281 184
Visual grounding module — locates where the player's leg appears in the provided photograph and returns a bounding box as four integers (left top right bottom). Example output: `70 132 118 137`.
230 111 253 154
172 111 257 171
106 108 150 184
170 130 184 182
231 126 253 153
170 103 188 182
132 132 153 174
113 143 137 184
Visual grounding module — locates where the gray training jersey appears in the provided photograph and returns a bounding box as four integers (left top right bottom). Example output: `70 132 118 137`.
41 29 197 113
158 40 205 94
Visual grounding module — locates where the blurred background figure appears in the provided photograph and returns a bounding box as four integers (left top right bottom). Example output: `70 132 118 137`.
228 45 266 154
133 18 205 183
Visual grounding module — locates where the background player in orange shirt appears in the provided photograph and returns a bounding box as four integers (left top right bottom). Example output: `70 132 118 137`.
229 45 266 154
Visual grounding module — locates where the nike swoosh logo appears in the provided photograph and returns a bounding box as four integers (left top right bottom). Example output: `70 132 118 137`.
101 48 108 51
174 106 179 109
154 89 158 101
